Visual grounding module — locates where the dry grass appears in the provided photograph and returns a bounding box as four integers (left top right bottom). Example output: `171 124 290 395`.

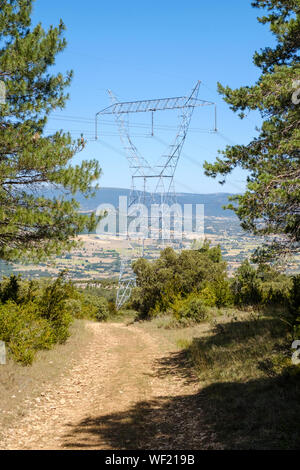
187 310 288 383
136 309 300 449
0 320 92 435
181 310 300 449
137 313 212 356
1 308 299 449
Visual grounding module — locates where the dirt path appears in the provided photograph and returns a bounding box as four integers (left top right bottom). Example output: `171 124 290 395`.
0 321 215 450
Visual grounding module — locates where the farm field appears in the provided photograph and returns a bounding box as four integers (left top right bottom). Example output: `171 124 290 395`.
1 215 298 280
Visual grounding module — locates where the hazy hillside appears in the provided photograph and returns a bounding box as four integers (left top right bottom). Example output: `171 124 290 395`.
69 188 237 218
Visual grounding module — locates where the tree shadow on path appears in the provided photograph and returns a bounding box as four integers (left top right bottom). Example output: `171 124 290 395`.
62 372 300 450
62 317 300 450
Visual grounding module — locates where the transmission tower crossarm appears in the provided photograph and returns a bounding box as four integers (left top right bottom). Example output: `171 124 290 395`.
95 83 214 140
96 96 213 117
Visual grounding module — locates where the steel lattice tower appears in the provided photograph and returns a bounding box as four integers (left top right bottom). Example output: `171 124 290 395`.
95 81 215 309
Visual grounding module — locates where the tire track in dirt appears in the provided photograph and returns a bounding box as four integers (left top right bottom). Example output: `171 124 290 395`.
0 321 213 450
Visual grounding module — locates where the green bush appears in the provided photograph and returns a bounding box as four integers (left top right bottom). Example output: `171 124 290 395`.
0 272 118 364
80 292 111 322
77 294 99 319
65 298 83 319
213 277 234 307
132 242 229 318
197 286 217 307
94 297 109 321
108 299 117 316
259 280 292 306
0 272 83 364
0 301 54 365
179 296 208 322
231 260 261 306
257 264 292 306
232 261 293 308
290 275 300 317
0 274 21 304
78 282 117 320
170 294 208 323
37 272 75 343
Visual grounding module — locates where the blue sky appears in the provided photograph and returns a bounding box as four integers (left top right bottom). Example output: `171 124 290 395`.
32 0 275 194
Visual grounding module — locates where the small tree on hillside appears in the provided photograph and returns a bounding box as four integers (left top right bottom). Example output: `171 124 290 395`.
0 0 102 261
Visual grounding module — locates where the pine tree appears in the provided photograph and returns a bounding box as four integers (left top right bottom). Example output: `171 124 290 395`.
0 0 102 261
204 0 300 260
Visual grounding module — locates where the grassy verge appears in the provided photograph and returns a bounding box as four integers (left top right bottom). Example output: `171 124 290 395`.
0 320 92 435
140 308 300 449
182 309 300 449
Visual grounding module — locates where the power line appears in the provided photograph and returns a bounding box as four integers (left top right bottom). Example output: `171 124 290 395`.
49 114 216 133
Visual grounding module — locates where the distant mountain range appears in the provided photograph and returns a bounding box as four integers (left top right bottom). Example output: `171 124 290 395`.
73 188 237 218
39 187 238 218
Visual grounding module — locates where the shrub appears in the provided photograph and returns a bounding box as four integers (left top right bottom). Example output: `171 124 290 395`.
257 264 292 306
78 294 98 319
0 272 84 364
0 301 54 365
0 275 21 304
231 260 261 306
80 293 110 321
0 272 118 365
231 261 293 308
78 283 117 320
259 280 292 306
23 279 40 304
182 297 208 322
198 285 217 307
171 294 208 323
94 297 109 321
132 242 228 317
212 278 234 307
108 299 117 316
65 298 83 319
38 272 75 343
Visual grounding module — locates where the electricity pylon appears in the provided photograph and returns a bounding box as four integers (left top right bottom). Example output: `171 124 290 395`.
95 81 215 309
